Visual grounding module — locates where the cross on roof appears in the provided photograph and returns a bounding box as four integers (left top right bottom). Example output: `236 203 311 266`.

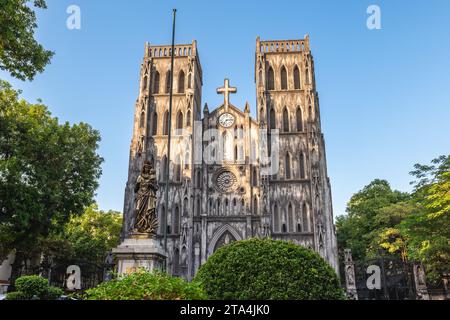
216 78 237 111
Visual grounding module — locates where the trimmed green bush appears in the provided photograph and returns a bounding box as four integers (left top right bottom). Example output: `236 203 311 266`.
5 291 28 300
6 275 63 300
84 269 207 300
15 275 50 299
194 238 345 300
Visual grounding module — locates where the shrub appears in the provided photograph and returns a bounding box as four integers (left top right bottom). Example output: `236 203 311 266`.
85 269 207 300
15 275 49 299
5 291 28 300
7 275 63 300
194 238 345 300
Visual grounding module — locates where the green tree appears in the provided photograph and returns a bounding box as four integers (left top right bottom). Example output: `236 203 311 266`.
194 238 344 300
336 179 410 262
46 204 122 265
0 0 54 81
399 155 450 283
0 80 103 280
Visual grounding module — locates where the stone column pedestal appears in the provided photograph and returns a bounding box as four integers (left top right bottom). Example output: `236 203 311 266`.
112 234 166 276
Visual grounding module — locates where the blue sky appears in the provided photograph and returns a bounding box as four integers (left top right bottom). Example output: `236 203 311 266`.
2 0 450 217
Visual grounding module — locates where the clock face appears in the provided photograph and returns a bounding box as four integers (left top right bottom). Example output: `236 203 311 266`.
215 171 238 193
218 113 235 128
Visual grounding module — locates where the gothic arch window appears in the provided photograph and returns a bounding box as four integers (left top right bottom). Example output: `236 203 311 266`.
259 107 264 121
186 109 191 127
273 204 280 232
253 196 258 215
153 71 160 93
305 62 311 85
269 107 276 130
178 70 185 94
183 197 188 216
225 199 229 216
258 69 263 86
288 203 294 232
308 97 313 119
252 167 258 186
302 203 309 232
299 153 306 179
285 153 292 179
241 199 245 213
174 155 181 182
216 199 221 215
187 73 192 89
296 107 303 132
139 111 145 128
196 197 201 216
163 111 169 135
173 248 180 275
282 107 290 132
151 112 158 135
294 65 301 89
196 170 201 188
173 206 180 234
232 198 237 215
267 66 275 90
160 156 168 182
143 76 148 90
280 65 287 90
165 70 171 93
176 110 183 130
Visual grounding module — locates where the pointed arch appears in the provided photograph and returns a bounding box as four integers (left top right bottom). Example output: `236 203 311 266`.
183 197 188 216
142 75 148 90
302 203 309 232
288 203 294 232
269 107 276 129
267 66 275 90
296 106 303 132
173 205 180 234
163 110 169 135
176 110 183 130
285 153 291 179
196 196 201 216
160 155 168 182
187 73 192 89
153 71 160 93
165 70 171 93
253 195 258 215
282 107 290 132
174 155 181 182
273 203 280 232
178 70 185 93
208 224 242 256
252 167 258 186
280 65 287 90
151 112 158 135
139 111 145 128
294 65 301 89
186 109 191 127
299 153 306 179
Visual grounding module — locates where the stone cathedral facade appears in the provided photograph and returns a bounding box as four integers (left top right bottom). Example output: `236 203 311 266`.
122 36 339 280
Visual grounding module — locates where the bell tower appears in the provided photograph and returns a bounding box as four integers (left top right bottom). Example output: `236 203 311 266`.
255 36 338 272
123 40 203 279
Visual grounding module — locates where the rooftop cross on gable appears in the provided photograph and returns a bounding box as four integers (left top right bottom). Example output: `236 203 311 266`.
216 78 237 112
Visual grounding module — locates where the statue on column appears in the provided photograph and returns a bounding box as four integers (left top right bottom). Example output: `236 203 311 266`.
133 160 159 236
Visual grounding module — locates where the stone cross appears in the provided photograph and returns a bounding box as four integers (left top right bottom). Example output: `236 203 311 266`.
217 78 237 111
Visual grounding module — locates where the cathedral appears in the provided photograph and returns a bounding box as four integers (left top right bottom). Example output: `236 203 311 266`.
122 36 339 280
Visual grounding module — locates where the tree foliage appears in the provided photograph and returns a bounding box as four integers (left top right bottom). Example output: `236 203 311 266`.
44 204 122 265
84 269 207 300
336 156 449 285
336 179 410 262
0 80 103 274
0 0 54 80
194 238 345 300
